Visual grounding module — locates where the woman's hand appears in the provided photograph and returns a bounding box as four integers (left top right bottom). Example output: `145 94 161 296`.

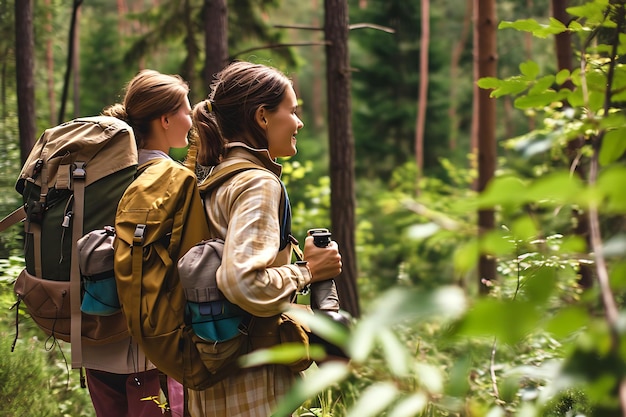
303 235 342 283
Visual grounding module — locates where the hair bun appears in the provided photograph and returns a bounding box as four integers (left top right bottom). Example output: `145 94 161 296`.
102 103 129 122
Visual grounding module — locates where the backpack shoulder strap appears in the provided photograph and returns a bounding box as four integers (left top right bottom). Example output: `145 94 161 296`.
198 161 265 194
0 206 26 233
199 161 290 248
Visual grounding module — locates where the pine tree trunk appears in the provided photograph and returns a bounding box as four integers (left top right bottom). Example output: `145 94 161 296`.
45 0 55 125
474 0 497 294
204 0 228 96
415 0 429 193
324 0 360 318
448 0 472 152
72 7 81 118
15 0 36 164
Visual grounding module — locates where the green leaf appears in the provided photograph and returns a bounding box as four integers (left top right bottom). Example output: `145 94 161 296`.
556 69 571 85
526 171 584 205
414 363 444 393
387 393 428 417
520 60 540 80
477 77 503 89
481 229 517 256
599 128 626 166
452 299 541 344
523 265 557 305
378 327 410 377
529 75 556 95
271 362 350 417
545 307 589 339
477 176 528 208
597 166 626 213
454 240 479 274
240 343 325 368
499 19 566 38
345 382 399 417
478 77 529 98
567 0 611 23
514 90 560 109
350 287 466 362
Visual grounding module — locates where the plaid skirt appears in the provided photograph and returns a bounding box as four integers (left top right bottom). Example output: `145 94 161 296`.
186 365 296 417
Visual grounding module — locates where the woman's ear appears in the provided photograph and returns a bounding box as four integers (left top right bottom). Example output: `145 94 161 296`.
255 107 268 130
160 114 169 130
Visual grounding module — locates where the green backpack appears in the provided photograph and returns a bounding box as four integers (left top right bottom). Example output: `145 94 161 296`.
1 116 137 370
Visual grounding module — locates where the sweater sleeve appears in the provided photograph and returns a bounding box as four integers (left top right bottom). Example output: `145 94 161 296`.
208 170 312 317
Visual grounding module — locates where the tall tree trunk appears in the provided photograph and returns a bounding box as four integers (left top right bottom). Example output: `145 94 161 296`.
181 0 198 96
552 0 593 289
474 0 497 294
45 0 55 125
311 0 324 132
15 0 36 164
324 0 360 318
415 0 429 193
59 0 83 124
526 0 535 131
73 7 81 118
203 0 228 96
117 0 128 36
448 0 472 152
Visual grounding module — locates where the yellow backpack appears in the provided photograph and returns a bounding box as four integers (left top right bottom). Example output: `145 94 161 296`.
114 158 312 390
113 157 224 389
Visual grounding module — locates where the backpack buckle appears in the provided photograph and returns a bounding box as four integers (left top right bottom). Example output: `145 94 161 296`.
73 162 86 179
133 224 146 246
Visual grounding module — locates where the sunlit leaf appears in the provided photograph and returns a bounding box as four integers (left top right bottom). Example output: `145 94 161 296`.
240 343 325 368
478 77 529 98
556 69 571 85
414 362 444 393
477 176 528 208
378 327 410 377
520 60 540 80
345 382 399 417
529 75 556 95
514 90 560 109
386 392 428 417
406 222 440 240
350 287 466 362
499 18 566 38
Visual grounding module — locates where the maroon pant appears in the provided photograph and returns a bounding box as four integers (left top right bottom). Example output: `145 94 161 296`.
86 368 184 417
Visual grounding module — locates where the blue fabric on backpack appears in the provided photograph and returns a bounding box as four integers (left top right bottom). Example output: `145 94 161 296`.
81 277 121 316
187 301 247 342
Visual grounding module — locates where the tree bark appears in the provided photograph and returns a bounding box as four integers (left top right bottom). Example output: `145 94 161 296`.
324 0 360 318
203 0 228 95
415 0 429 193
73 7 81 118
474 0 497 294
45 0 56 125
448 0 472 152
59 0 83 124
15 0 36 164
